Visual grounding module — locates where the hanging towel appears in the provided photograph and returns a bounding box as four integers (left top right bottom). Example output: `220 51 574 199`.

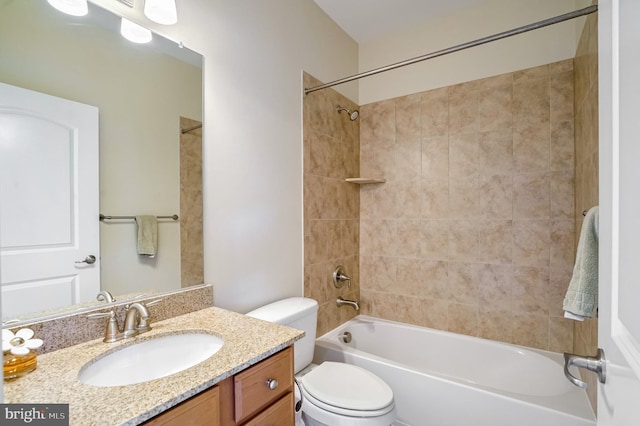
563 206 599 320
135 215 158 258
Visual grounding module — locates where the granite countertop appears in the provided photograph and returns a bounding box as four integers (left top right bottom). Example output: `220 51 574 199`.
3 307 304 425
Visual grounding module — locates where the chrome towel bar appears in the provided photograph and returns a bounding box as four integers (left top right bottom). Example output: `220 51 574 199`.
100 214 179 221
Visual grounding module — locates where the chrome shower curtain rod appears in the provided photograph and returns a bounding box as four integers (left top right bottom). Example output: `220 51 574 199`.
304 5 598 95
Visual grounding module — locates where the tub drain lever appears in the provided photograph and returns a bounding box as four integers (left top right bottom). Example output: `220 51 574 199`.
340 331 352 343
563 348 606 389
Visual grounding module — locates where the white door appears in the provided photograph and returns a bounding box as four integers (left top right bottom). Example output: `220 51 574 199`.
597 0 640 424
0 82 100 321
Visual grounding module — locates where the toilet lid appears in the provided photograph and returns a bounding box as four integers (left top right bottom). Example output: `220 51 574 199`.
299 362 394 411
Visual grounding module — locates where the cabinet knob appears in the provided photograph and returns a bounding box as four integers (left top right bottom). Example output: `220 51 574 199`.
266 378 278 390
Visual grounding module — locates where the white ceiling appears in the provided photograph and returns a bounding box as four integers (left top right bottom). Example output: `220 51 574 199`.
313 0 487 44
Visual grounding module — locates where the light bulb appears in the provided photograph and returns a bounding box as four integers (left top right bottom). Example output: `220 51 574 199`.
144 0 177 25
46 0 88 16
120 18 153 44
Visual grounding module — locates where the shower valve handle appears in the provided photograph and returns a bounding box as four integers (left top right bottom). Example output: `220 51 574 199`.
333 265 351 288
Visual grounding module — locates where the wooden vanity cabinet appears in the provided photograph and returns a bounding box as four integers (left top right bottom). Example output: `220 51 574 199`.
226 346 294 425
143 346 294 426
142 385 220 426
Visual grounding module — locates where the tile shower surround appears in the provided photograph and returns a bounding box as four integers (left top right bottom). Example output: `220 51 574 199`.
303 73 361 337
573 5 599 411
358 60 576 352
301 61 578 353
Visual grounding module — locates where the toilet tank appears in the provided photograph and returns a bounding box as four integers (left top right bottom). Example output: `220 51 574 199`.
246 297 318 373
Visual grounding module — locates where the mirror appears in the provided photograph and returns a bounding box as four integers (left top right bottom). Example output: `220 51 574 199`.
0 0 203 322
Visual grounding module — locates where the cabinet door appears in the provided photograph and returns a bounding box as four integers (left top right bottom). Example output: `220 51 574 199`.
143 386 219 426
242 393 294 426
234 347 293 423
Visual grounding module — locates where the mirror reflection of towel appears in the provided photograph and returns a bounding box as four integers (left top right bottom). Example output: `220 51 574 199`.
135 215 158 258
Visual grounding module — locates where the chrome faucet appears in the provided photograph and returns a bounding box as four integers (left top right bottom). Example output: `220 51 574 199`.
123 299 162 338
123 303 151 338
87 299 161 343
96 290 116 303
336 296 359 311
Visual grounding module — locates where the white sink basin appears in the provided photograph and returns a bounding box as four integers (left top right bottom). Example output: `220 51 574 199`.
78 332 224 387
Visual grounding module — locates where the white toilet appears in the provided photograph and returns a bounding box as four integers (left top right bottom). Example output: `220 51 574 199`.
246 297 397 426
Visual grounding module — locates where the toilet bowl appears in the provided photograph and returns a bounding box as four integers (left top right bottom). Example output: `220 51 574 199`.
246 297 397 426
297 362 396 426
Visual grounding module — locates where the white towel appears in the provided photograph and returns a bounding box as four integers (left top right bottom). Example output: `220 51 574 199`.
135 215 158 258
563 206 599 320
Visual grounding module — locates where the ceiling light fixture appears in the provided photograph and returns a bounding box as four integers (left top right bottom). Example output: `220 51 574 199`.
46 0 88 16
120 18 153 43
144 0 177 25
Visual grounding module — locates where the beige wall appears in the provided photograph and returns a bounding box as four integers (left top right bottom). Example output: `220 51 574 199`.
359 0 584 105
359 60 576 352
303 73 361 336
573 5 599 412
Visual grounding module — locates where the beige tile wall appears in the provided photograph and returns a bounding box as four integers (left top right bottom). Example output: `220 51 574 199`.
573 6 599 412
359 61 576 352
303 73 361 336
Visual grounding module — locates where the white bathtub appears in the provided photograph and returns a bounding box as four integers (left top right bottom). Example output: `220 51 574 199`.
312 316 596 426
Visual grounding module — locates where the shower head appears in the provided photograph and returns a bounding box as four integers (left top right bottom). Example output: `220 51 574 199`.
337 106 359 121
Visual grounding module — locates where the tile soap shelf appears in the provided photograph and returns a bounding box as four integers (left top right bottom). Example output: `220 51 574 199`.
345 178 386 184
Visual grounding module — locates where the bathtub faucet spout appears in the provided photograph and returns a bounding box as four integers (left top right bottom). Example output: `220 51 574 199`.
336 297 359 311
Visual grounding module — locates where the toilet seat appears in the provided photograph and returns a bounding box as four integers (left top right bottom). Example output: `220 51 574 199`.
299 362 394 417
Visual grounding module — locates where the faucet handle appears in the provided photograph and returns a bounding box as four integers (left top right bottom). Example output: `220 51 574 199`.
126 298 162 310
87 311 112 319
145 299 163 308
88 310 122 343
333 265 352 289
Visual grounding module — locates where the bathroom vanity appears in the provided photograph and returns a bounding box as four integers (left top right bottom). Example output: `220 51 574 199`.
144 347 293 425
3 307 303 425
